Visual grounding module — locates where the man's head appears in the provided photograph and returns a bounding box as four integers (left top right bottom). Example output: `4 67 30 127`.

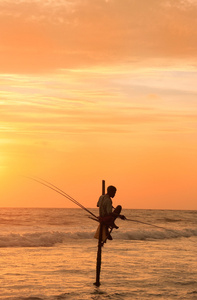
107 185 117 198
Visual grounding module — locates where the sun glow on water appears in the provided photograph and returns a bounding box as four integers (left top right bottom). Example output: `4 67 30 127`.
0 0 197 209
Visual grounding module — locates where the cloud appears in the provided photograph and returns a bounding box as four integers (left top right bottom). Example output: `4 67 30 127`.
0 66 196 159
0 0 197 73
1 91 196 137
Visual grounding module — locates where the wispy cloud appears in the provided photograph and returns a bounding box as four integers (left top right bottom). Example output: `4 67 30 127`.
0 0 197 73
1 67 197 142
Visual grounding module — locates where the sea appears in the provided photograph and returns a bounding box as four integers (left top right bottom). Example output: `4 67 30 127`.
0 208 196 300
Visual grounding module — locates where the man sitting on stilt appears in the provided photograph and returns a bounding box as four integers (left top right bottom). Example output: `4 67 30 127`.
97 185 126 241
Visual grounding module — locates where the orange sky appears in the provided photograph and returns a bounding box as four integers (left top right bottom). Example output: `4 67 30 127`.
0 0 197 210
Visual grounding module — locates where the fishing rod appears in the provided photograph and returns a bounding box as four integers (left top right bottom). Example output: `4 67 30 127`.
26 176 174 233
35 176 88 211
88 210 174 233
26 176 98 220
125 218 175 233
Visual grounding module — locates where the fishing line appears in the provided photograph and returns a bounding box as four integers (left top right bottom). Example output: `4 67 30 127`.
35 176 90 212
26 176 98 220
25 176 174 233
125 218 175 233
89 210 174 233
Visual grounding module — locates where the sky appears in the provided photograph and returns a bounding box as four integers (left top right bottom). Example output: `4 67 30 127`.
0 0 197 210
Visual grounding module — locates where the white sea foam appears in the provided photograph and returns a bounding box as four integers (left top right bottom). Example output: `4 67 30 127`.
0 227 196 247
0 208 196 300
115 227 197 240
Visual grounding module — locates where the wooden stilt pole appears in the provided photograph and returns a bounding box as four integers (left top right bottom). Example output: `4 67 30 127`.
94 180 105 287
102 179 105 196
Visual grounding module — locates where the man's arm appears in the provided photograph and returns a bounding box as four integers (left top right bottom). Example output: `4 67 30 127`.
97 195 103 207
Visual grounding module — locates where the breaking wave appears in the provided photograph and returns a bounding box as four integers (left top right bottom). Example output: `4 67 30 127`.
0 227 197 248
117 228 197 241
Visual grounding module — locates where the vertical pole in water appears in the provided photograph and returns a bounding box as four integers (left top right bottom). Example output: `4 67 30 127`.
95 180 105 287
102 180 105 196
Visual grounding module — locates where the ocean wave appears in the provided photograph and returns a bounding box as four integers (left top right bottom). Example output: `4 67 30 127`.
163 217 183 222
0 227 197 247
116 228 197 241
0 231 74 248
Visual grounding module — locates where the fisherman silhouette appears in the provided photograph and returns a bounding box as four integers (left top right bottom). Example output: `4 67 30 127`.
97 185 126 241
